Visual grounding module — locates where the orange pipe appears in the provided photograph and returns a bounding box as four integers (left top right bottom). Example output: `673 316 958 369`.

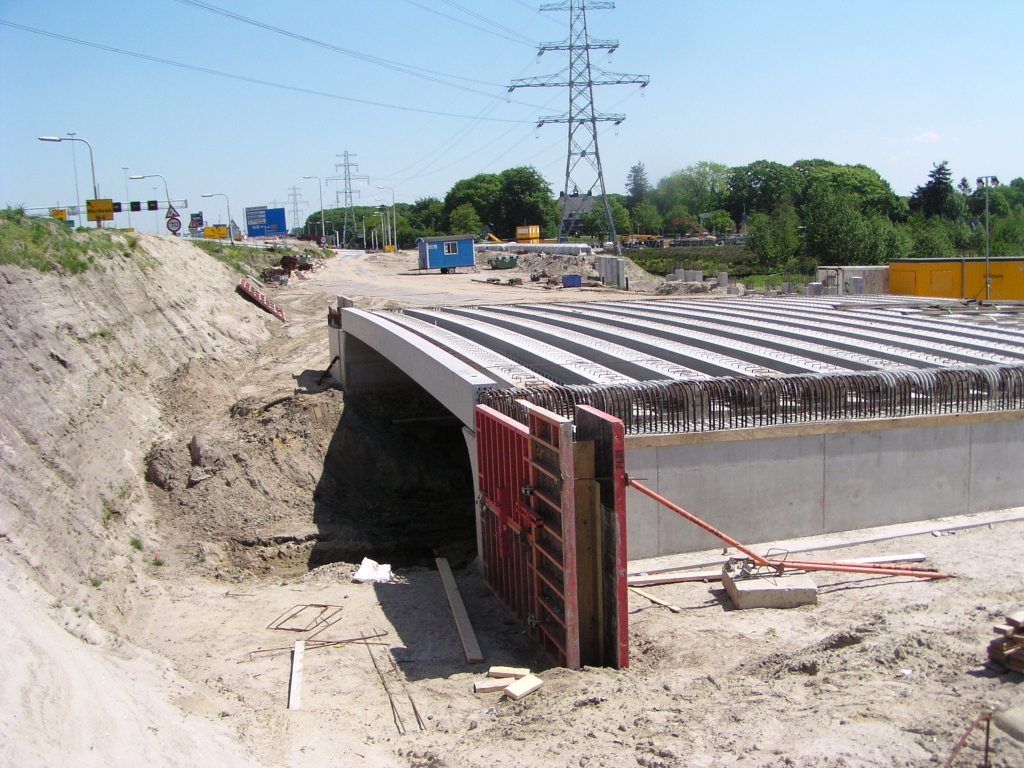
627 477 954 580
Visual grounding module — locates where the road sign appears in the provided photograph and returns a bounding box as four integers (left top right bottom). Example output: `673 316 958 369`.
50 208 67 221
147 200 158 211
166 217 182 233
130 201 142 212
112 202 123 213
245 206 287 238
319 236 327 245
86 199 114 222
204 225 228 239
165 204 179 219
190 212 204 228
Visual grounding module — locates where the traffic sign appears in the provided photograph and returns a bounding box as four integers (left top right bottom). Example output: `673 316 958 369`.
204 225 228 239
86 199 114 222
165 204 179 219
166 217 182 233
50 208 67 221
319 236 327 245
190 212 204 228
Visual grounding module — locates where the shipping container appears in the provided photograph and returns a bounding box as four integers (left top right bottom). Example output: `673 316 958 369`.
416 234 476 272
889 257 1024 300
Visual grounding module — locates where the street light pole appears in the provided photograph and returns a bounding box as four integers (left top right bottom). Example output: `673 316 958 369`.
39 135 99 226
976 175 999 303
303 175 325 246
122 167 132 228
202 193 232 246
130 173 173 234
377 186 396 252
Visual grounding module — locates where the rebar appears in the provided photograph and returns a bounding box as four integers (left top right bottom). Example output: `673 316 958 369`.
479 365 1024 435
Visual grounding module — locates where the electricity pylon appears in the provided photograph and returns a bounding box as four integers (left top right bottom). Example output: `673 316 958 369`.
336 151 369 246
509 1 648 255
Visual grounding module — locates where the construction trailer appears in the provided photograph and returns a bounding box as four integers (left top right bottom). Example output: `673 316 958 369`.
889 257 1024 301
329 294 1024 668
516 225 540 244
416 234 476 272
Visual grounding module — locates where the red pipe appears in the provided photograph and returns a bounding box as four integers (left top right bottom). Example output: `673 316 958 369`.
627 478 770 567
627 477 954 580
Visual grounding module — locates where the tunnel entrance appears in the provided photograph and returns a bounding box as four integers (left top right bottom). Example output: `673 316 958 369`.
309 385 476 570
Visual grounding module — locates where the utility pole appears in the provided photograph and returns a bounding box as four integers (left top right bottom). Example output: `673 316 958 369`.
509 1 648 256
287 186 306 236
336 150 369 247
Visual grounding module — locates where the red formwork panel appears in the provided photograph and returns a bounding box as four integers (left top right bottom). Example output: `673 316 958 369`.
475 405 532 629
475 402 627 670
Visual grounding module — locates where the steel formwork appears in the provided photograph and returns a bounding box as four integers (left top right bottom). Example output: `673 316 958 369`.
476 402 628 670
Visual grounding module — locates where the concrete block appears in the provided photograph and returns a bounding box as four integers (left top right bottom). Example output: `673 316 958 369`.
806 282 823 296
722 569 818 610
994 705 1024 743
718 271 729 288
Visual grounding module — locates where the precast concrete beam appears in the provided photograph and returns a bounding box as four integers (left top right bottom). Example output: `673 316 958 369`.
339 308 496 427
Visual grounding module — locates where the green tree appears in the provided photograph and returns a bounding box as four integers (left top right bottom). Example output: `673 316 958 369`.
449 203 482 236
801 183 865 266
747 202 801 271
805 163 905 220
860 215 912 264
625 162 650 208
406 197 445 233
608 197 631 237
443 173 501 231
724 160 805 222
493 166 558 240
650 162 729 217
706 209 734 235
907 211 955 257
631 200 662 234
663 203 693 233
909 161 955 219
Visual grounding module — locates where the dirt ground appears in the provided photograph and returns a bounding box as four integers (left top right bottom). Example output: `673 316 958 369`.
1 238 1022 767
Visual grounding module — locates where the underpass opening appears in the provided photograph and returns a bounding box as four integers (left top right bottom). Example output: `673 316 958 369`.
309 381 476 570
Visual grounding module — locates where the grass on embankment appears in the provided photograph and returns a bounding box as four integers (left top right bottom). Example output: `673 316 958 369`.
191 239 324 276
0 207 126 273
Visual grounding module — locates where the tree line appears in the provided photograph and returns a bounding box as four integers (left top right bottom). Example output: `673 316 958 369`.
307 159 1024 267
623 159 1024 273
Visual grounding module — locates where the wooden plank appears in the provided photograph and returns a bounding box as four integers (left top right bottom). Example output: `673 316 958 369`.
994 624 1016 636
573 440 601 668
474 678 511 693
629 587 683 613
436 557 484 664
287 640 304 710
503 674 544 701
487 666 530 679
1006 610 1024 628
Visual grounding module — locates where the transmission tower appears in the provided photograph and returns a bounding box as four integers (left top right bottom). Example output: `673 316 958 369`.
286 186 306 235
509 1 648 255
335 150 369 245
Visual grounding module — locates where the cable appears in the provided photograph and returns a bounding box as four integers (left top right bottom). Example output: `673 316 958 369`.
399 0 532 46
0 20 536 123
172 0 541 106
434 0 536 43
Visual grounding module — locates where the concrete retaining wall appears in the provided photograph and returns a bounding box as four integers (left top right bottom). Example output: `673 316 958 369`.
623 411 1024 559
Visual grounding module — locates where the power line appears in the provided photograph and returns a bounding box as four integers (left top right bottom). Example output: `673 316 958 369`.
508 1 649 253
434 0 536 43
0 20 537 123
171 0 539 103
399 0 533 46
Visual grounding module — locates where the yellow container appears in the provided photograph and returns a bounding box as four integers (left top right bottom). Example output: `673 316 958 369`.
889 258 1024 301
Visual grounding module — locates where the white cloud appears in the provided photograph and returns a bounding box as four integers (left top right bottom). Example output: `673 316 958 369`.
911 131 940 143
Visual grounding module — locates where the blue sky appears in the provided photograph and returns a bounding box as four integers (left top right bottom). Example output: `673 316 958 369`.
1 0 1021 233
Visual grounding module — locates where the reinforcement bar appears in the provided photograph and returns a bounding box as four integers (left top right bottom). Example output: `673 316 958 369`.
478 364 1024 435
626 478 953 580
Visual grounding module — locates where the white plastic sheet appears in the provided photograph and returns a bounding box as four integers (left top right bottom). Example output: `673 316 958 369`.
352 557 392 583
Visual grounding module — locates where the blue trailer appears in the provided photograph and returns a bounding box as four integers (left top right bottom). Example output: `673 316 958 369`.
417 234 476 273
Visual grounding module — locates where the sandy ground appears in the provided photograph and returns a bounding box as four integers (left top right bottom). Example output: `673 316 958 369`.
2 238 1022 767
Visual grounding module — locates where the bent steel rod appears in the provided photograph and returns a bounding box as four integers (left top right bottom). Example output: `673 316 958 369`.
626 478 954 580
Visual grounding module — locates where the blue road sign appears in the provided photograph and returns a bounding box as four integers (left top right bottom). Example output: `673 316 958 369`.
245 206 287 238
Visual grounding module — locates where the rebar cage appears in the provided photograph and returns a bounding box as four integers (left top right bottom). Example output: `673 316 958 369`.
478 365 1024 435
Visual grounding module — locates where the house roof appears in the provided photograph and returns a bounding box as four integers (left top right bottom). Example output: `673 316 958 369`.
417 234 476 243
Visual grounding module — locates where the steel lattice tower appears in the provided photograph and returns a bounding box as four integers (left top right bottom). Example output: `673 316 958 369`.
510 1 648 255
336 150 369 245
286 186 306 235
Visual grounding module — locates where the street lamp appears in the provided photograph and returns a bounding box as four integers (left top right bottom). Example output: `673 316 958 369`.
130 173 173 235
122 167 132 228
303 175 325 246
373 198 391 250
376 210 388 252
976 175 999 303
377 185 397 252
202 193 233 246
39 135 99 226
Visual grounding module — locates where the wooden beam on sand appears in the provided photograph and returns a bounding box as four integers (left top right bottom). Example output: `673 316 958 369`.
287 640 304 710
436 557 484 664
